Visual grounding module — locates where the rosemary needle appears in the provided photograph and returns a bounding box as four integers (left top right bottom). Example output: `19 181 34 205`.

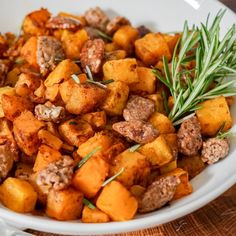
83 198 96 209
129 144 141 152
101 167 125 187
78 146 101 168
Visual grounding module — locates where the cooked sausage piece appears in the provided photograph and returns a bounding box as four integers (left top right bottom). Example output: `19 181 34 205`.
201 138 229 164
84 7 109 31
80 39 105 74
177 116 202 156
138 176 180 213
112 120 159 144
137 25 151 37
0 60 9 86
46 15 82 31
36 155 74 190
0 145 17 181
37 36 65 75
106 16 130 35
35 102 65 123
123 95 155 121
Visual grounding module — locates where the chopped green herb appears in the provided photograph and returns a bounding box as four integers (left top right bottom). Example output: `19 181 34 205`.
69 121 78 125
101 167 125 187
15 57 25 65
101 79 114 85
85 65 94 81
162 91 170 115
83 198 96 209
95 29 112 41
129 144 141 152
216 121 234 139
87 80 107 89
78 146 101 168
71 74 80 84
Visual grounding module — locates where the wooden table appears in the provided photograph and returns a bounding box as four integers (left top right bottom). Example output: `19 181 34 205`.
28 0 236 235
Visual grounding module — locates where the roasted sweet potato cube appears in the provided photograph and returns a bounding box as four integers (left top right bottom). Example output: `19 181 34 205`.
45 84 60 102
168 96 175 111
1 94 34 121
5 67 21 86
22 8 51 36
146 93 165 113
46 188 83 220
0 86 15 118
149 112 175 134
44 59 81 87
105 50 127 61
65 83 107 115
21 36 38 68
33 144 62 172
138 135 173 166
59 119 94 147
177 154 206 179
103 58 139 85
82 205 110 223
96 181 138 221
159 160 177 174
61 29 89 60
0 177 37 213
110 150 150 188
161 168 193 200
129 185 146 198
73 156 109 198
38 129 63 150
59 79 75 103
135 33 171 65
162 133 178 159
105 42 120 52
195 96 232 136
13 111 44 156
81 111 106 129
101 81 129 116
113 25 139 54
130 67 156 94
164 34 180 54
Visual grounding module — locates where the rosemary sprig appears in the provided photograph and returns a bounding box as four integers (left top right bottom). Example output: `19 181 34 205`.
101 167 125 187
129 144 141 152
95 29 112 41
83 198 96 209
216 121 234 139
78 146 101 168
71 74 80 84
153 10 236 125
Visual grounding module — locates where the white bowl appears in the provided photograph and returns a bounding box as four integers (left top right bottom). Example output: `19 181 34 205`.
0 0 235 235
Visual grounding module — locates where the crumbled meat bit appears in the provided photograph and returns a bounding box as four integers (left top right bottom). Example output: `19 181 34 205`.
201 138 230 164
37 36 65 75
138 176 180 213
84 7 109 31
36 155 74 190
112 120 159 144
46 15 82 31
106 16 130 35
0 60 10 86
177 116 202 156
35 102 65 123
84 26 100 39
80 39 105 74
0 145 16 181
137 25 151 37
123 95 155 121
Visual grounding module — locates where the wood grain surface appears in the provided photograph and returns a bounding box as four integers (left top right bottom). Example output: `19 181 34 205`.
26 0 236 235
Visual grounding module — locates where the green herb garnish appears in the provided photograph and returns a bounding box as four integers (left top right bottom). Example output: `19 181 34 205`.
153 10 236 126
129 144 141 152
101 167 125 187
71 74 80 84
216 121 234 139
162 91 170 115
83 198 96 209
95 29 112 41
69 121 78 125
100 79 114 85
78 146 101 168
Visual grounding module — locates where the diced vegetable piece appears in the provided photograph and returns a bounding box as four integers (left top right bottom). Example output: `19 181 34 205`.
159 160 177 174
149 112 175 134
21 36 38 68
103 58 139 85
22 8 51 36
96 181 138 221
135 33 171 65
162 133 178 159
5 67 21 86
113 25 139 53
0 86 15 118
161 168 193 200
146 93 165 113
195 96 232 136
13 111 44 156
130 67 156 94
177 154 206 179
45 84 60 102
101 81 129 115
38 129 63 150
81 111 107 129
46 188 83 220
82 205 110 223
130 185 146 198
73 156 109 198
61 29 89 60
1 94 33 121
0 177 37 213
105 50 127 61
44 59 81 87
33 144 61 172
110 150 150 188
163 34 180 54
138 135 173 166
59 119 94 147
